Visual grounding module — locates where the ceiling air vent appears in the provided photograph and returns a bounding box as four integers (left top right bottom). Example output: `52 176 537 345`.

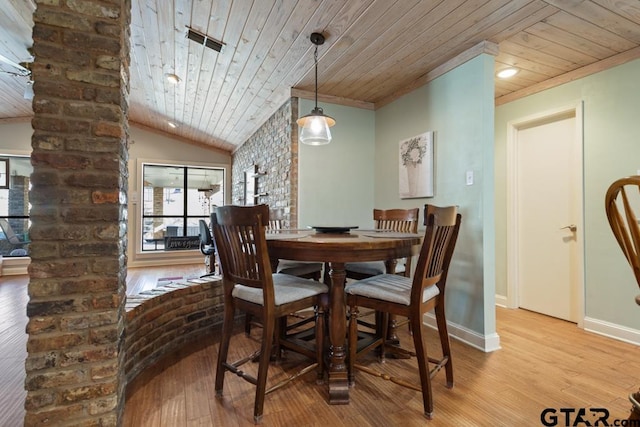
187 27 224 53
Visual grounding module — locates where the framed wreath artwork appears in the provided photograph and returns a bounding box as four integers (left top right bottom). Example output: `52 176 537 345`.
399 131 434 198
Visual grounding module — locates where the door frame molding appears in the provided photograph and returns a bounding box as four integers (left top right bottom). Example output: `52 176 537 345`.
506 102 585 327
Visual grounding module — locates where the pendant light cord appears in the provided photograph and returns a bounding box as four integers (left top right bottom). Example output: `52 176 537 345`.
314 44 318 109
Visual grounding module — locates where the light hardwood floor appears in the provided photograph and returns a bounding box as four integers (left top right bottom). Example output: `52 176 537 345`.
122 307 640 426
0 274 29 427
0 265 204 427
2 267 639 426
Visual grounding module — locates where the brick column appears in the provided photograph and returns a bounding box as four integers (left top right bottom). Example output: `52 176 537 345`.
232 99 298 228
289 98 299 229
25 0 131 425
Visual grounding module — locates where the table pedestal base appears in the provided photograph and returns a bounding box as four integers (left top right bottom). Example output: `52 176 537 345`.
328 372 350 404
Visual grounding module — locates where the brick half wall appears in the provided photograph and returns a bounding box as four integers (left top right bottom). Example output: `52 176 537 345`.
123 278 224 384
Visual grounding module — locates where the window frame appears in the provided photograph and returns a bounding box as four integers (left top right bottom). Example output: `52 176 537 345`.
134 159 227 258
0 153 32 258
0 157 9 189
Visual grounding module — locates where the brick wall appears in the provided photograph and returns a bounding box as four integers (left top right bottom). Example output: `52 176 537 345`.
25 0 131 425
123 279 224 384
232 98 299 227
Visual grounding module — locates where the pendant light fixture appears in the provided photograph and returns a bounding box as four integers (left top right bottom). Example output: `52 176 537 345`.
297 32 335 146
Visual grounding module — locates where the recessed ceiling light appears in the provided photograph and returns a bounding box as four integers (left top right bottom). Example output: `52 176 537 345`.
167 121 177 129
497 68 519 79
166 73 180 84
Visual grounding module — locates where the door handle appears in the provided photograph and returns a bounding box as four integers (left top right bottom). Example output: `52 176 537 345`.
560 224 577 232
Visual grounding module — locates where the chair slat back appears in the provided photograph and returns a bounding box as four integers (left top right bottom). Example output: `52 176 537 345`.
412 205 461 303
268 208 284 231
371 208 420 277
606 176 640 290
211 204 272 292
268 219 283 231
374 208 419 233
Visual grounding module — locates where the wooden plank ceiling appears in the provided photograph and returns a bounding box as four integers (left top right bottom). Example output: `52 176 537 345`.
1 0 640 152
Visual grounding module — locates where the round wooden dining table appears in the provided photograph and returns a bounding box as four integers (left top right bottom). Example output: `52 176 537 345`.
266 229 422 404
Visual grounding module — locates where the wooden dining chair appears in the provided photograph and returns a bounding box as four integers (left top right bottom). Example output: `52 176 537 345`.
345 208 420 337
244 210 324 336
345 204 461 419
606 176 640 304
605 176 640 421
267 211 323 281
345 208 420 279
212 204 329 424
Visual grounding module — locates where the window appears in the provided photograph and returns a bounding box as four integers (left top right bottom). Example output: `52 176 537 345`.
141 163 224 251
0 155 32 257
0 158 9 189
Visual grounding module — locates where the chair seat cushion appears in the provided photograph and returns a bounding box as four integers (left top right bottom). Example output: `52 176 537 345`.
345 274 439 306
277 260 323 277
233 273 328 306
345 261 385 276
345 260 406 276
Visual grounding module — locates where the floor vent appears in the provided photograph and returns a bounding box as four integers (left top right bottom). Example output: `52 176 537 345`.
187 27 224 52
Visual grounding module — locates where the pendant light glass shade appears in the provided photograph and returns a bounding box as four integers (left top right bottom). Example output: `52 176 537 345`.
23 80 34 100
298 32 335 146
297 107 335 145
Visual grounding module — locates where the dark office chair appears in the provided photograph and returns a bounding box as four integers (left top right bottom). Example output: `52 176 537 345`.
198 219 217 278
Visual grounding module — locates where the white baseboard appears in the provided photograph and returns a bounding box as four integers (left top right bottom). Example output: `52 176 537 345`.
583 316 640 347
424 309 640 352
493 293 640 346
1 257 29 275
495 294 508 308
423 313 501 353
128 253 202 268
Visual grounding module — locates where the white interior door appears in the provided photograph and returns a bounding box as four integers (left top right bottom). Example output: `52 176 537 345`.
515 112 581 322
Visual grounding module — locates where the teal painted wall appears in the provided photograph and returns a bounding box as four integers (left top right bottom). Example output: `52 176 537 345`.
298 99 375 228
374 55 496 337
495 58 640 329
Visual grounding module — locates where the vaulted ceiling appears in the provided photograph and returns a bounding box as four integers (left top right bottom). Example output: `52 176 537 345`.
2 1 640 152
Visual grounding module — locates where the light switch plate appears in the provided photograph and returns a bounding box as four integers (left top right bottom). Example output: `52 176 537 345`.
466 170 474 186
